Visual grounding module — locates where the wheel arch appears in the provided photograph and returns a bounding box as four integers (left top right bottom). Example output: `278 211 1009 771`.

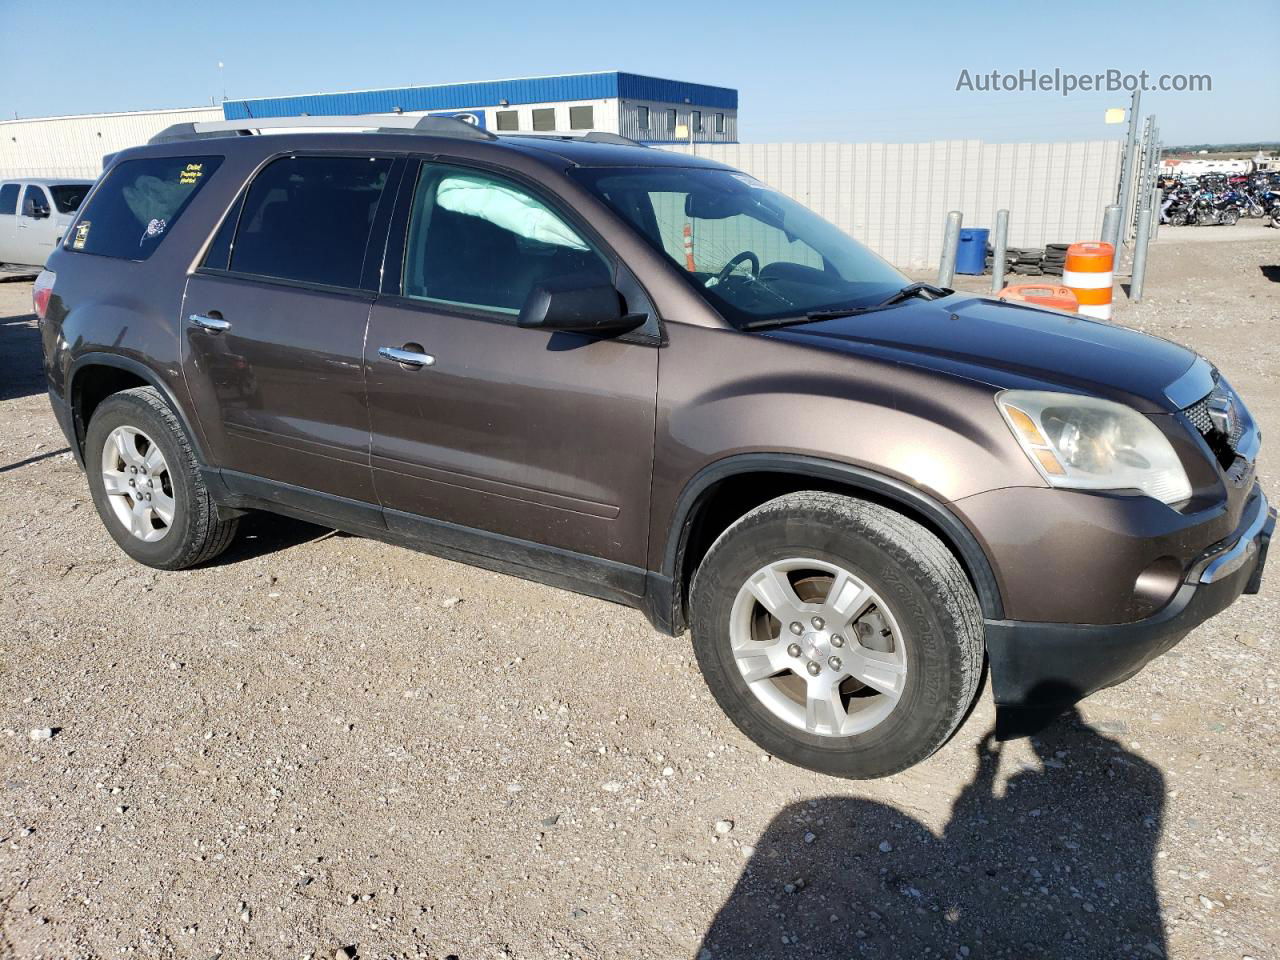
67 354 209 467
661 454 1004 630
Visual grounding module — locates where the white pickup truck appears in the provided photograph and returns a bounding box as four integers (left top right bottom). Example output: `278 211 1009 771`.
0 178 94 268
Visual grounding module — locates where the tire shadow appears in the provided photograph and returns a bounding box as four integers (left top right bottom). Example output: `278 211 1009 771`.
698 708 1166 959
208 511 345 566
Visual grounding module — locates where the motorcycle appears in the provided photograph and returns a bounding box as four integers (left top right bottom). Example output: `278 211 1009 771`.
1186 189 1240 226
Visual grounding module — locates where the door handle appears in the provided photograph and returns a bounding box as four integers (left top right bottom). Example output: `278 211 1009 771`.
379 346 435 368
189 313 231 333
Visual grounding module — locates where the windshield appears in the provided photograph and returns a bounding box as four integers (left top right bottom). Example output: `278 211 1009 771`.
50 184 91 214
569 166 907 327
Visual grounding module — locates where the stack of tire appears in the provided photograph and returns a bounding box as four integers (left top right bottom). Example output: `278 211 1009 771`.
1040 244 1070 277
1007 247 1045 276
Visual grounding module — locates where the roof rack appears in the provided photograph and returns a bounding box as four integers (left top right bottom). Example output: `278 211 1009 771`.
148 114 497 145
504 131 648 148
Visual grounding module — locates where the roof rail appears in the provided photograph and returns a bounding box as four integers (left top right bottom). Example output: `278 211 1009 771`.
148 114 497 145
503 131 648 148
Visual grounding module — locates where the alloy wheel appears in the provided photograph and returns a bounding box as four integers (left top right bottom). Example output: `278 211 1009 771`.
728 558 908 737
100 425 176 542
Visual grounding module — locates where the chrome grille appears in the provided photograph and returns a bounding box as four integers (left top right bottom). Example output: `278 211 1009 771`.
1182 376 1250 466
1183 397 1214 435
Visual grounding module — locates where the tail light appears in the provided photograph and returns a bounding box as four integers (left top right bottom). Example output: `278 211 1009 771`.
32 270 55 323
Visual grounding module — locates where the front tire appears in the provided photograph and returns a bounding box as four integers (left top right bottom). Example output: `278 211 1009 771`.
84 386 238 569
689 492 983 778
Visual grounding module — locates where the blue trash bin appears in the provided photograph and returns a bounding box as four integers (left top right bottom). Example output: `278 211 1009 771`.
956 227 990 275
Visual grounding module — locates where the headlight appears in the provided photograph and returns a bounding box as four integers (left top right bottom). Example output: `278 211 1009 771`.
996 391 1192 505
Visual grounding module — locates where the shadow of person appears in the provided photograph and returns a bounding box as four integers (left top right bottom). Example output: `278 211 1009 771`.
697 708 1166 959
0 313 45 402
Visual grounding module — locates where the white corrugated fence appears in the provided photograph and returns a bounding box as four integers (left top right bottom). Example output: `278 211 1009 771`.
662 140 1121 269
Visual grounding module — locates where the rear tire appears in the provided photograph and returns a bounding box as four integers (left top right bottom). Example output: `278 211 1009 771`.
84 386 237 569
688 491 983 778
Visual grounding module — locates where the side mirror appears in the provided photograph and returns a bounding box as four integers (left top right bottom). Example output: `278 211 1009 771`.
517 275 645 335
28 205 50 220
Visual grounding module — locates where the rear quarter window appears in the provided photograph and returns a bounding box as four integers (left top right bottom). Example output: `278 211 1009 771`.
0 183 18 216
66 156 223 261
50 184 91 214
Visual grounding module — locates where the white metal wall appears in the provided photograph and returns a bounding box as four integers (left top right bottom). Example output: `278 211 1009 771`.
662 140 1121 269
0 107 223 181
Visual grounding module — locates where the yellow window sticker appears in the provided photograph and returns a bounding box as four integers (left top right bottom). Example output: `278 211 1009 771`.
72 221 91 249
179 162 204 186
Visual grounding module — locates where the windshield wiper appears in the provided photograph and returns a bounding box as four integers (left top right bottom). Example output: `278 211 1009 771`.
742 282 955 330
876 281 952 306
803 283 954 321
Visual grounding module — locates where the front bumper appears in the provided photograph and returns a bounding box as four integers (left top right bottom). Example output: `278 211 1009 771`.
985 487 1273 709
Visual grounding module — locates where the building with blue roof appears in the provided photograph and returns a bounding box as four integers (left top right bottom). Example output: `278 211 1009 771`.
221 71 739 145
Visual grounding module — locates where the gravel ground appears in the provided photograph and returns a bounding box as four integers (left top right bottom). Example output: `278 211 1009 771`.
1 232 1277 960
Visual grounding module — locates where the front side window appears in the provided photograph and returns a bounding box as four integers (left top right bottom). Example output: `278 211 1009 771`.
65 155 223 261
532 108 556 132
229 155 393 289
571 166 906 328
0 183 17 216
401 164 611 315
22 186 51 218
636 106 649 131
495 110 518 131
569 105 594 130
50 184 91 213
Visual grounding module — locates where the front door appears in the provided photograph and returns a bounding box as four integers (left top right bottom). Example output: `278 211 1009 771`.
364 161 659 568
181 154 400 507
17 184 54 266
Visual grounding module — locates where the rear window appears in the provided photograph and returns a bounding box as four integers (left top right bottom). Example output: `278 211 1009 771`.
66 156 222 260
225 154 393 289
50 184 91 214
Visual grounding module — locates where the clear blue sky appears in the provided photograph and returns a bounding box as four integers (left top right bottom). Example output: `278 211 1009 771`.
2 0 1275 145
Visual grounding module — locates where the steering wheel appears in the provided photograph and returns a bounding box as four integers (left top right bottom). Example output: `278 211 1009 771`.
714 251 760 285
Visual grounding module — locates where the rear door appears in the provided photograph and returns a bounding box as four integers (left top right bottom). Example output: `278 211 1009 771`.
0 183 18 262
181 153 402 509
363 159 659 569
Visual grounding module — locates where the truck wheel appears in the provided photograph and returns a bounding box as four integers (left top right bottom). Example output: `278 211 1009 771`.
688 491 983 778
84 386 238 569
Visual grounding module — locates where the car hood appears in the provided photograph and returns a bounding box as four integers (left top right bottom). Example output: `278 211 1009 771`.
769 293 1201 413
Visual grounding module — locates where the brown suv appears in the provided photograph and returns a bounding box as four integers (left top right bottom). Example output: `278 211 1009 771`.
36 115 1273 778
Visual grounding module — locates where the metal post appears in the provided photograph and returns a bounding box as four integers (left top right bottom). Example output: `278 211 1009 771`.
1131 115 1155 247
1116 88 1142 248
991 209 1009 294
1131 197 1154 302
1150 129 1162 239
1141 118 1159 246
938 211 962 287
1101 204 1122 248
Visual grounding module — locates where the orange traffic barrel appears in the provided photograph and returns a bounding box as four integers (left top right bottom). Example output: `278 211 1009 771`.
1062 242 1114 320
996 283 1080 313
